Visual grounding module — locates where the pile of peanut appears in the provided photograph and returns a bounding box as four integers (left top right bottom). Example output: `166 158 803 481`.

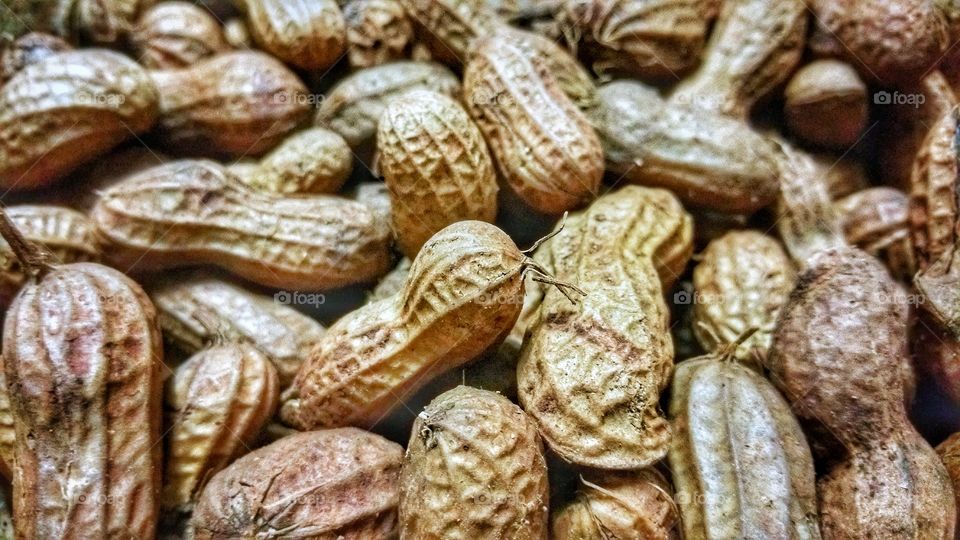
2 0 960 538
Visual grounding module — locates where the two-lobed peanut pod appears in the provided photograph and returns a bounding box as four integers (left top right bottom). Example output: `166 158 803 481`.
235 0 346 70
92 160 392 291
130 2 227 70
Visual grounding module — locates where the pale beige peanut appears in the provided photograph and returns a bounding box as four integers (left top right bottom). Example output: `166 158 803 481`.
238 127 353 194
235 0 346 70
400 386 549 539
0 49 158 190
91 160 392 291
130 2 227 69
344 0 413 68
162 343 279 512
378 89 498 257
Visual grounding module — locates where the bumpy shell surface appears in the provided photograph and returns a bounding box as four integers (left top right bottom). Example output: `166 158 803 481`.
835 187 915 281
0 205 100 308
91 160 391 291
162 343 279 512
0 32 70 83
46 0 153 44
692 231 795 362
0 49 158 190
670 0 805 118
370 257 411 301
315 61 461 148
280 221 525 430
784 60 868 150
151 51 310 157
910 107 959 272
464 31 603 214
238 0 346 69
518 186 689 469
551 469 679 540
130 2 227 69
191 428 402 539
0 356 12 479
396 0 498 63
668 356 820 540
243 127 353 194
378 89 498 257
344 0 413 68
4 262 163 539
592 80 779 214
502 26 598 111
400 386 549 539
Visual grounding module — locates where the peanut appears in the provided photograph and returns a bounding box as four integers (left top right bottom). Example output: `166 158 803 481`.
92 160 392 291
591 80 780 214
692 231 796 362
937 432 960 528
344 0 413 68
400 386 549 539
377 89 498 256
190 428 402 539
0 32 70 83
0 356 12 479
397 0 498 64
235 0 346 70
0 205 100 309
236 127 353 194
669 350 820 539
148 273 325 387
370 257 412 301
768 247 956 538
315 60 461 150
44 0 152 44
0 49 158 190
518 186 692 469
222 18 251 49
130 2 227 70
280 220 536 430
151 51 311 157
1 214 164 538
784 60 869 150
354 181 394 225
502 26 598 110
162 343 279 513
551 469 679 540
63 146 168 211
464 29 603 214
835 187 915 280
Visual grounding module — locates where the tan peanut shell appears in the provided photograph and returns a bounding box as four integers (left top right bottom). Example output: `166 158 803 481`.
910 106 958 272
464 30 603 214
44 0 152 44
0 356 12 479
0 205 100 308
400 386 549 540
151 51 310 157
63 146 168 212
692 231 795 362
560 0 711 81
162 343 279 512
396 0 498 64
768 247 956 538
355 181 393 225
835 187 915 281
315 61 461 149
784 60 868 150
0 49 158 191
370 257 411 301
551 469 679 540
236 0 346 70
240 127 353 194
4 261 163 539
92 160 391 291
502 26 598 111
191 428 402 539
344 0 413 68
669 355 820 540
937 432 960 524
670 0 805 118
280 220 527 430
0 32 70 83
377 89 498 257
518 186 691 469
592 80 780 214
149 274 325 387
130 2 227 69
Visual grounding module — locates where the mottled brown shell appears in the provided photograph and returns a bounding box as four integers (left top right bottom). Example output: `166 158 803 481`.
909 106 958 272
937 432 960 523
149 274 325 387
4 262 163 539
45 0 153 44
191 428 402 539
237 0 346 70
0 356 12 479
130 2 227 69
91 160 391 291
400 386 549 539
464 30 603 214
396 0 498 64
784 60 868 150
377 89 498 257
344 0 413 68
162 343 279 512
315 61 461 149
0 32 70 83
692 231 795 362
242 127 353 194
151 51 310 157
280 221 525 430
0 49 158 190
551 469 679 540
518 186 689 469
670 0 805 118
0 205 100 308
668 355 820 540
835 187 915 281
592 80 780 214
